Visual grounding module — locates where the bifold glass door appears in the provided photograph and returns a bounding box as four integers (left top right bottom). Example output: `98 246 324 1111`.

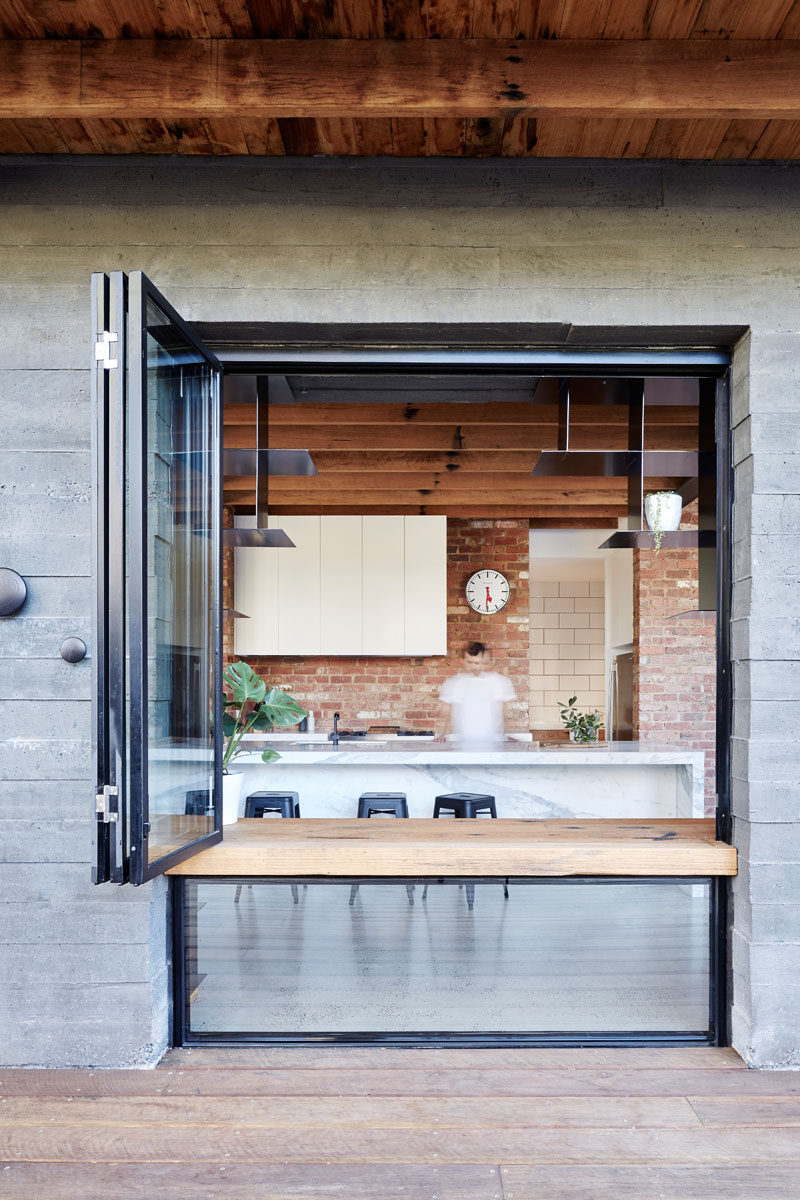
93 272 222 885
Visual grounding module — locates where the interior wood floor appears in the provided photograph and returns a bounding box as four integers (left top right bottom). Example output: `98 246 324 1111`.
3 1046 800 1199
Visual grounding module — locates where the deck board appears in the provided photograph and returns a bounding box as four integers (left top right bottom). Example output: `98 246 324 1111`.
3 1048 799 1198
165 818 736 877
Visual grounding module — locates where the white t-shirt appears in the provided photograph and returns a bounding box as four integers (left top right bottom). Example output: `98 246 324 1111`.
440 671 515 744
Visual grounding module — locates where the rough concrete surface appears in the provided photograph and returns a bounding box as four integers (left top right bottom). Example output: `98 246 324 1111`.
0 157 798 1066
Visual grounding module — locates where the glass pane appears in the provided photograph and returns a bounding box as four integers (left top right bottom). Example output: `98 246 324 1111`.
185 879 710 1035
143 298 216 865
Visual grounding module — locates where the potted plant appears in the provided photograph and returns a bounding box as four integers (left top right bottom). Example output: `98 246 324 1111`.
557 695 604 744
222 661 307 825
644 490 683 553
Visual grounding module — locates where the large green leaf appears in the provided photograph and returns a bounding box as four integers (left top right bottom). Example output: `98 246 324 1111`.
222 712 238 738
260 686 307 727
224 661 267 706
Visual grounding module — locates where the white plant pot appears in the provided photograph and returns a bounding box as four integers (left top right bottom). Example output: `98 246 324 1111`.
644 492 682 534
222 771 244 825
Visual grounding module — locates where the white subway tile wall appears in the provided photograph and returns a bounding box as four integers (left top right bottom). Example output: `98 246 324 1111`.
530 579 605 730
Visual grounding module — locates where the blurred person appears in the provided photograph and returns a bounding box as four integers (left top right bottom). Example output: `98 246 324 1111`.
440 642 515 745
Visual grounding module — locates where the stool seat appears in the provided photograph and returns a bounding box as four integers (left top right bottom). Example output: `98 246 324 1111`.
357 792 409 819
245 790 300 819
433 791 497 819
351 793 412 905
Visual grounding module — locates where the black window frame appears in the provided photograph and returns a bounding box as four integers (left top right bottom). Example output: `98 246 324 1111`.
92 271 224 885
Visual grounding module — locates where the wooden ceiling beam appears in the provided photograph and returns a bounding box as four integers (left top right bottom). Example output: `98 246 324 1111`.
229 402 700 427
225 424 695 450
4 39 800 121
224 488 629 506
222 474 681 496
262 505 627 519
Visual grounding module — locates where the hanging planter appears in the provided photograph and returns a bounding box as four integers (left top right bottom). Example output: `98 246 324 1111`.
644 491 683 553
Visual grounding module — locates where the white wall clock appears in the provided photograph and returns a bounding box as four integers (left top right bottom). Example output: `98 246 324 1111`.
465 569 510 614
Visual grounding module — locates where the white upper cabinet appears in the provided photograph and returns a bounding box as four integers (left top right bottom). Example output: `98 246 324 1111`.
275 515 321 655
362 516 405 655
232 515 278 656
404 515 447 655
234 515 446 657
321 515 363 655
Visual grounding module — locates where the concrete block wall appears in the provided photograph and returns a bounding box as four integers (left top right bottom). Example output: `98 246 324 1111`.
529 580 605 731
1 156 798 1065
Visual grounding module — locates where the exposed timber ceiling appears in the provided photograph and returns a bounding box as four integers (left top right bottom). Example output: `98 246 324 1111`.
3 2 800 158
223 374 701 525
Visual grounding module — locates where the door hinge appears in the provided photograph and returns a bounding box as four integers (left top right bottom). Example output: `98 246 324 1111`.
94 331 118 370
96 784 119 822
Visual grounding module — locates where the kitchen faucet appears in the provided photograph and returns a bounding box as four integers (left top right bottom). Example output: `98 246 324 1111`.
331 711 340 748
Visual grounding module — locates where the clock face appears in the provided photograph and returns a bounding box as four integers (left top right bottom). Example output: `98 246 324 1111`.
465 569 510 615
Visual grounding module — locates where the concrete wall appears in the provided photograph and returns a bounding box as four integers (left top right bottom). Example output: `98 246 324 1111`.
0 157 797 1066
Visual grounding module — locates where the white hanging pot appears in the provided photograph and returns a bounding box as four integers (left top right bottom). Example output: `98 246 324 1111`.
644 492 682 547
221 771 244 825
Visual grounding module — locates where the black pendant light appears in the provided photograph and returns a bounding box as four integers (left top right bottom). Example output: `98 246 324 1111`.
223 377 316 548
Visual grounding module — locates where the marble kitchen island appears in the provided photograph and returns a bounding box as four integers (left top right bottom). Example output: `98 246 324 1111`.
234 740 705 820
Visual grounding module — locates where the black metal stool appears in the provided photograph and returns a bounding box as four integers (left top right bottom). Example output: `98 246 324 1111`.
351 793 414 906
184 789 209 816
357 792 409 819
428 792 506 909
236 791 301 904
245 791 300 819
433 791 497 819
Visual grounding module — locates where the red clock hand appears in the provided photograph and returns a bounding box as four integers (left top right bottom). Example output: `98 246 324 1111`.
485 585 493 607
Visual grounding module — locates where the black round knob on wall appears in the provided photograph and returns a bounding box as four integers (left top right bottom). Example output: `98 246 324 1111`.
60 637 87 664
0 568 27 617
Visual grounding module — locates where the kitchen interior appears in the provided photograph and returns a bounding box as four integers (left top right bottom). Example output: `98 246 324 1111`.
221 371 717 820
184 368 721 1039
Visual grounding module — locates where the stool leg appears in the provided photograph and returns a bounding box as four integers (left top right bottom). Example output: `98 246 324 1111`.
503 878 509 899
465 882 475 910
405 884 415 906
234 884 243 904
291 883 299 904
349 883 359 906
422 883 429 900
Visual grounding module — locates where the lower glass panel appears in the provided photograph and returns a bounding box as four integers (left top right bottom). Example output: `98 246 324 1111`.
184 878 711 1038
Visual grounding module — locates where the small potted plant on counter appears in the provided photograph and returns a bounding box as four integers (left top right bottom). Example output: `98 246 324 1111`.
644 490 683 553
557 695 604 744
222 661 307 825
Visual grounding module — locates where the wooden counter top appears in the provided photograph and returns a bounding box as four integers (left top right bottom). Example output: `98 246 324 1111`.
165 818 737 878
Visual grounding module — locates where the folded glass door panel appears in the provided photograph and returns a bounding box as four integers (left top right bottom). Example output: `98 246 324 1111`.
93 271 223 885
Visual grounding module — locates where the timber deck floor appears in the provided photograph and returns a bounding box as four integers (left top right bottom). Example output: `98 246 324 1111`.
2 1047 800 1198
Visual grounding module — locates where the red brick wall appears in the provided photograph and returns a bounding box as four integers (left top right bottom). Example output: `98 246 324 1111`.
223 515 530 734
632 504 716 811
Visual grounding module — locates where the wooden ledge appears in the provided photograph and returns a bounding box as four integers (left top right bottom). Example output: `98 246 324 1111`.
165 818 737 878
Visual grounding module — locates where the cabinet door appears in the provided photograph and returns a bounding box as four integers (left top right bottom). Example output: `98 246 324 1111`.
362 516 404 655
276 515 321 654
233 516 278 656
321 516 362 654
404 515 447 654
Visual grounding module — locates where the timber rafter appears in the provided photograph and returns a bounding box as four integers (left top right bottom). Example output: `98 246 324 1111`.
3 39 800 122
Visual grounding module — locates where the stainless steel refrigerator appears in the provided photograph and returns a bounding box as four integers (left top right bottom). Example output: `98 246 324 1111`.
608 651 634 741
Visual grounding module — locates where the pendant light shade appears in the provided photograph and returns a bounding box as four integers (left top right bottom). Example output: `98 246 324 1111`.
223 526 295 548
